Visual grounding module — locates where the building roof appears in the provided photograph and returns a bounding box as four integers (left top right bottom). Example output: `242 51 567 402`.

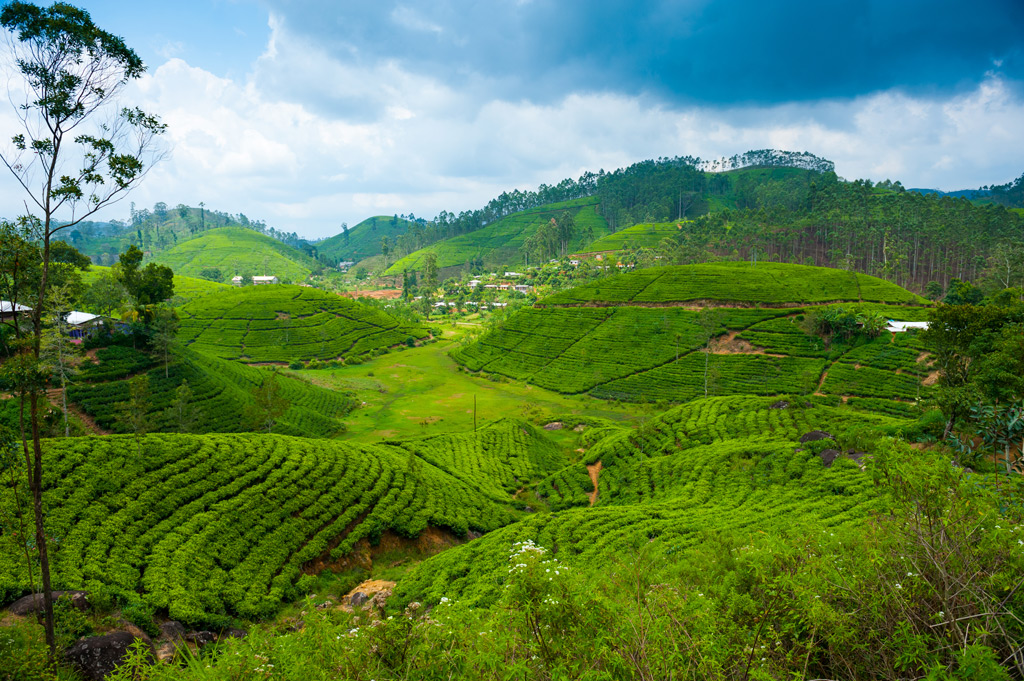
253 275 278 282
0 300 32 313
65 311 101 326
886 321 930 333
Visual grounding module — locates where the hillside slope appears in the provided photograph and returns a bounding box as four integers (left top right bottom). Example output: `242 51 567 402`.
385 197 610 274
578 221 684 253
392 394 907 607
178 285 429 363
317 215 419 263
0 420 564 625
67 344 354 438
451 263 932 403
151 227 319 282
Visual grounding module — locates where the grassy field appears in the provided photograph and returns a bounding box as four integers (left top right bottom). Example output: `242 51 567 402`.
293 325 646 444
177 285 428 363
150 227 319 282
385 197 610 274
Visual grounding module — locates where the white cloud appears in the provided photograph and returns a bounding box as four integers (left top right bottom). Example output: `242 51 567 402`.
3 16 1022 240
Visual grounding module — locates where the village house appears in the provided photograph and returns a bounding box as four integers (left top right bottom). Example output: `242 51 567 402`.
886 321 929 333
231 275 280 286
65 311 104 340
0 300 31 322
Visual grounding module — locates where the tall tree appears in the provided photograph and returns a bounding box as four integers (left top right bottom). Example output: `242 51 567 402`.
0 1 165 654
245 373 290 433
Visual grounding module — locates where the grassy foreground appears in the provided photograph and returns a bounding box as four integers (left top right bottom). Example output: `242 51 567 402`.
295 325 645 443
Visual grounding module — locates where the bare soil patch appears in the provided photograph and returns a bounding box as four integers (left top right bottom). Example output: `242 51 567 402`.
922 370 940 386
587 461 602 507
340 289 402 300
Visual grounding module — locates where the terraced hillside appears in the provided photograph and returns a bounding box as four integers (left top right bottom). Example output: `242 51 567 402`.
67 345 354 437
151 227 319 282
543 261 925 306
578 221 685 253
392 395 908 607
0 420 566 625
317 215 419 263
451 263 933 404
178 285 429 363
385 197 610 274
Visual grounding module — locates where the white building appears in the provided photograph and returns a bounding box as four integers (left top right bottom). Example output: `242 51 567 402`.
886 321 930 333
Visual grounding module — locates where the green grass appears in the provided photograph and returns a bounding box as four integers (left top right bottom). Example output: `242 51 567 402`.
150 227 319 282
579 221 686 252
386 197 609 274
317 215 419 263
294 325 648 444
177 285 428 363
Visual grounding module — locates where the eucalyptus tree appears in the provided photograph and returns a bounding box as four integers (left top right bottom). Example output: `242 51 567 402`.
0 1 165 654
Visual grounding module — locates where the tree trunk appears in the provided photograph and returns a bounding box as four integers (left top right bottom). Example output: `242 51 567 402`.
29 392 55 654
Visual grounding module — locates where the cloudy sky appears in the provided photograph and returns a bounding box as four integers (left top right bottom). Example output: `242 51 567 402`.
3 0 1024 239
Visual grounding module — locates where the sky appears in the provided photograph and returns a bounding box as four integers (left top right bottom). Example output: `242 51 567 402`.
2 0 1023 240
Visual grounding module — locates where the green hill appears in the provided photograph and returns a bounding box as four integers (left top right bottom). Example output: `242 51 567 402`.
578 221 687 253
177 284 429 363
392 394 908 608
150 227 319 282
385 197 610 274
0 419 563 625
67 344 354 438
451 263 932 403
81 265 230 303
317 215 420 263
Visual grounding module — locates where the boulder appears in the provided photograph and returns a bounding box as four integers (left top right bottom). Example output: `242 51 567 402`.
543 422 563 431
223 627 247 639
159 620 186 642
8 590 89 616
349 592 369 608
64 632 154 681
769 400 790 410
184 630 217 646
819 449 842 467
799 430 835 443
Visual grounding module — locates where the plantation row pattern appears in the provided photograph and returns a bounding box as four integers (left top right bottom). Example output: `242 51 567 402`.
177 285 428 363
0 426 546 625
392 396 907 609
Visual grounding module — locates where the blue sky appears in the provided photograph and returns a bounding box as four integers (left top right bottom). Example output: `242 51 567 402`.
3 0 1023 239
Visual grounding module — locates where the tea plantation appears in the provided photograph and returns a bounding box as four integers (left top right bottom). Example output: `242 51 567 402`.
391 395 909 608
577 220 686 253
0 419 570 626
150 227 319 282
385 197 610 273
177 284 428 363
67 345 354 437
451 262 934 408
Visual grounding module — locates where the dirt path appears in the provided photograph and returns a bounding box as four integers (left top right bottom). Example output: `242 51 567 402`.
45 388 111 435
587 461 602 507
